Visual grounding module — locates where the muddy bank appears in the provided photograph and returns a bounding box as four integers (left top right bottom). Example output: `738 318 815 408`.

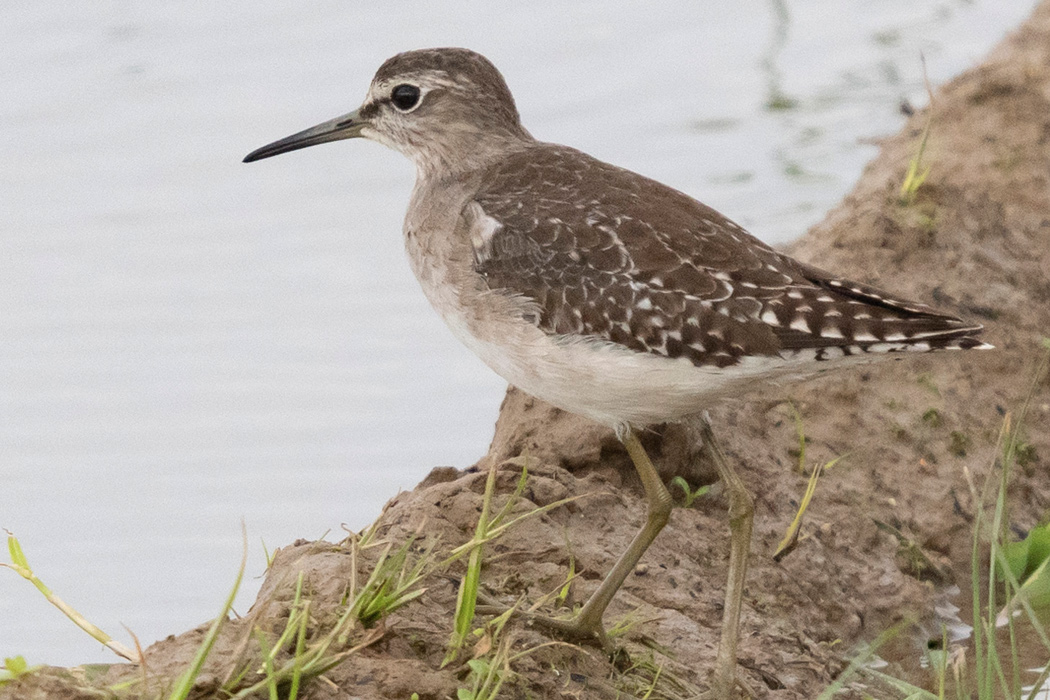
5 2 1050 698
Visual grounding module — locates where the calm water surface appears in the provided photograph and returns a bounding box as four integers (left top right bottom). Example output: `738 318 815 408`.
0 0 1037 666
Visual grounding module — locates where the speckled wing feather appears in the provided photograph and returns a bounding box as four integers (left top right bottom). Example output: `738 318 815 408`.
468 144 985 368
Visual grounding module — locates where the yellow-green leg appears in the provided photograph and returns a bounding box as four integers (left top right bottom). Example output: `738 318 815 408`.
487 420 754 700
523 426 673 647
694 419 755 700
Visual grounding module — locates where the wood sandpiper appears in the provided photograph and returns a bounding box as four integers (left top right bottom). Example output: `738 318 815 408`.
244 48 990 698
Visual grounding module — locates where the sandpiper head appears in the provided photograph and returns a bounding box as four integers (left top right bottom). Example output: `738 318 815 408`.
244 48 531 175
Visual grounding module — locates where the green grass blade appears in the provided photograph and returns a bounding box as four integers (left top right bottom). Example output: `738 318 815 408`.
815 621 912 700
167 522 248 700
1 532 139 662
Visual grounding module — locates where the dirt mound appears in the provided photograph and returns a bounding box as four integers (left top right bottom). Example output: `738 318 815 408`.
4 2 1050 698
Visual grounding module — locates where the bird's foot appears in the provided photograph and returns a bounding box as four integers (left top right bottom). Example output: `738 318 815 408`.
689 671 754 700
475 589 611 651
519 610 611 650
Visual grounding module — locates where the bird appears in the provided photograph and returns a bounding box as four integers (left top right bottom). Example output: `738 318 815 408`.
244 48 989 698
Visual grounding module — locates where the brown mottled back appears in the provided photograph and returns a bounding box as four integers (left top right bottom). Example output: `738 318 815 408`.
471 144 984 368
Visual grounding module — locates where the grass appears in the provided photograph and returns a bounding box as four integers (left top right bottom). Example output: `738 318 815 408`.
959 341 1050 700
819 417 1050 699
670 476 709 507
214 461 584 698
444 458 704 699
188 520 434 699
1 528 141 663
0 459 585 699
612 648 704 700
441 457 586 666
167 523 248 700
822 340 1050 699
1001 523 1050 611
899 55 935 205
0 656 43 686
0 519 430 698
773 405 846 562
455 606 519 700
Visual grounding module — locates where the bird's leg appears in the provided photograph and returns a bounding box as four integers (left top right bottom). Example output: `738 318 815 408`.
695 419 755 700
576 428 675 632
520 426 673 647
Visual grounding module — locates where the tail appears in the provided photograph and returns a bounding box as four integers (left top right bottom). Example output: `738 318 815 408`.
772 261 994 360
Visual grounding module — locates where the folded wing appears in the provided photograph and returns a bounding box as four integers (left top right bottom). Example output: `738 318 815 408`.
467 145 986 369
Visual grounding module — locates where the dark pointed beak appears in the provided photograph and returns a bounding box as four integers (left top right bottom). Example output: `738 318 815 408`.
243 108 367 163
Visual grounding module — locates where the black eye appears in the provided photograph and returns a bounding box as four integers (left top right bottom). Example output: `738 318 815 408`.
391 84 421 111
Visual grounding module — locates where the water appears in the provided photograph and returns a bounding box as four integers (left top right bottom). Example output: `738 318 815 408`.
0 0 1038 667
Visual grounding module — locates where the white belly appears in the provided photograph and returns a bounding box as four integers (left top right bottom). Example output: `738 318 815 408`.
422 277 789 428
463 324 788 428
